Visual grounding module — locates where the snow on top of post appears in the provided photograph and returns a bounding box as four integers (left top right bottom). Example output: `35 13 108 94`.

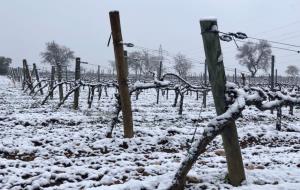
200 17 217 21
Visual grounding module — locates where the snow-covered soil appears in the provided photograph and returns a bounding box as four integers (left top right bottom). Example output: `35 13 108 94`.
0 76 299 190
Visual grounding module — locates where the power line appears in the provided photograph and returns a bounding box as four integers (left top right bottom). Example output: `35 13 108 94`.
235 39 300 54
247 36 300 48
253 19 300 36
219 30 300 49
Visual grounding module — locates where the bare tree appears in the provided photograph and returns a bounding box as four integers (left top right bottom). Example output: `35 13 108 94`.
236 40 272 77
173 53 192 78
40 41 75 101
286 65 299 77
40 41 75 68
108 60 116 76
0 56 12 75
128 51 144 80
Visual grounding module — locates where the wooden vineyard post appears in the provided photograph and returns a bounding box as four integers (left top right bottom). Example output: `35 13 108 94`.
241 73 246 86
17 67 22 83
203 60 207 108
57 64 64 101
109 11 134 138
65 67 68 91
97 65 101 82
50 66 55 99
200 19 246 186
275 69 278 84
23 59 33 91
22 62 26 90
156 45 163 104
271 55 275 90
234 68 237 83
73 58 81 110
33 63 43 95
270 55 275 114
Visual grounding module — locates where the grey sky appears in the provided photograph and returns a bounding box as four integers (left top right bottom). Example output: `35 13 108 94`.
1 0 300 75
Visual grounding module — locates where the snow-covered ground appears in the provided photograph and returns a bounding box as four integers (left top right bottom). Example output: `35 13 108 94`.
0 76 299 190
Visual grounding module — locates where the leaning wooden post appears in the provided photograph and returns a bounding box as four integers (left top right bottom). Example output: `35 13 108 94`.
33 63 43 95
23 59 33 91
203 60 207 108
200 19 245 186
73 58 81 110
109 11 134 138
50 66 55 99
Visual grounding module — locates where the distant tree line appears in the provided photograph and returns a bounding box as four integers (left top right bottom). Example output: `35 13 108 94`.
109 50 193 79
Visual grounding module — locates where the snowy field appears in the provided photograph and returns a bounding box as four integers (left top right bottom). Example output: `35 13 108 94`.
0 76 300 190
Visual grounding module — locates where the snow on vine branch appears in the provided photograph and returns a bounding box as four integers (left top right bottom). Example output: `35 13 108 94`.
167 82 300 190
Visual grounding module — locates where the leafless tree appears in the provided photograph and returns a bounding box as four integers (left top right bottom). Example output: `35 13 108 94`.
173 53 192 79
236 40 272 77
286 65 299 77
108 60 116 76
128 51 144 80
40 41 75 101
40 41 75 68
0 56 12 75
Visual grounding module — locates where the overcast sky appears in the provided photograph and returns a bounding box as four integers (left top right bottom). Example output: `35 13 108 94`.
1 0 300 75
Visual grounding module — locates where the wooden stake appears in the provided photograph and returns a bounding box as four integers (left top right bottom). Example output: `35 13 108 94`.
73 58 81 110
23 59 33 91
109 11 134 138
271 55 275 90
57 64 64 101
271 56 275 114
33 63 43 95
200 19 245 186
234 68 237 83
97 65 101 82
50 66 55 99
203 60 207 108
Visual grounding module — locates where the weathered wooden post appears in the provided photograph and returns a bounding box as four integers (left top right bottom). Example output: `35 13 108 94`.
22 62 26 90
156 64 162 104
73 57 81 110
17 67 22 83
203 60 207 108
234 68 237 83
57 64 64 101
271 55 275 114
200 19 245 186
33 63 43 95
97 65 101 82
65 67 68 91
271 55 275 90
241 73 246 86
276 107 282 130
275 69 278 84
23 59 33 91
109 11 134 138
50 66 55 99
